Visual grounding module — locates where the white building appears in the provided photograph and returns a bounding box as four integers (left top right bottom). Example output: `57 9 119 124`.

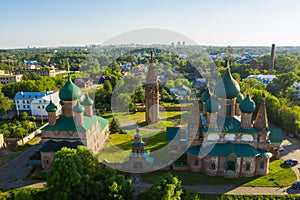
293 81 300 99
14 91 61 116
0 134 4 148
246 74 276 85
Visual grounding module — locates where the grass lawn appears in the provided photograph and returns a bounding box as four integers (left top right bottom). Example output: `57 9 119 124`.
142 159 297 187
98 131 169 162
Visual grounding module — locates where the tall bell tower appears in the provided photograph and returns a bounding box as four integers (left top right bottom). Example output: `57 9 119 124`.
145 51 159 124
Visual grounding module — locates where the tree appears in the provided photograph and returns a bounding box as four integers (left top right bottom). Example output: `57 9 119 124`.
0 91 13 114
110 118 121 134
21 112 28 120
103 80 113 93
47 146 133 200
139 173 183 200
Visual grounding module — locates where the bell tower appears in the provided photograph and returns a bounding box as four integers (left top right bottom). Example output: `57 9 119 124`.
145 50 159 124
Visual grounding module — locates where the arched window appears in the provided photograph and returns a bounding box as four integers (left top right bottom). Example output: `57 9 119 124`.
210 161 216 170
246 162 251 171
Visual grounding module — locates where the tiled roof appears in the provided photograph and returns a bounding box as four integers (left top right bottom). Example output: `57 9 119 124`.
187 142 260 157
202 117 260 134
42 115 109 132
39 140 83 152
269 128 282 143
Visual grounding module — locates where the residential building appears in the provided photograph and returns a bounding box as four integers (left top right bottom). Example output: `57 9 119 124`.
246 74 276 85
293 81 300 99
14 91 61 116
0 74 23 84
74 78 94 88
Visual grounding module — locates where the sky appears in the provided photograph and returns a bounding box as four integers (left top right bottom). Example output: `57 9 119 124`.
1 0 300 48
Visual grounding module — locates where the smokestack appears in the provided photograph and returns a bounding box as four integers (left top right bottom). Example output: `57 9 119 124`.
270 44 275 70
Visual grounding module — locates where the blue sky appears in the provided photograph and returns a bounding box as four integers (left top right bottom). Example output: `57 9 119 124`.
1 0 300 48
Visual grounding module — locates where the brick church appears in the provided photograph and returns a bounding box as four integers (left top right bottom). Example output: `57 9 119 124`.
182 67 282 178
40 74 109 170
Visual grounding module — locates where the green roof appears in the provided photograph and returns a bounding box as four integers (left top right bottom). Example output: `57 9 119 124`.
200 88 210 102
240 94 256 113
269 128 282 143
132 141 145 146
39 140 83 152
46 100 57 112
187 142 260 157
59 74 83 101
73 101 85 113
166 127 180 141
205 95 220 113
42 115 109 132
214 68 240 99
236 93 244 103
202 117 260 134
83 94 94 106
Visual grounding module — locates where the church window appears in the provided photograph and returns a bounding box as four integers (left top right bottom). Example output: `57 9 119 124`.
194 160 199 166
210 161 216 170
260 161 264 169
246 162 251 171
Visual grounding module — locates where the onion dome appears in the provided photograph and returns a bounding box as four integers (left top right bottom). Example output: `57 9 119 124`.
46 100 57 112
59 99 64 105
205 95 220 113
83 94 94 106
239 94 256 113
73 100 85 113
200 88 210 102
236 93 244 103
214 68 240 99
59 74 83 101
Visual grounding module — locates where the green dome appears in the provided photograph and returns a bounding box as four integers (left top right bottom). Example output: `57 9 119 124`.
59 74 83 101
214 68 240 99
236 93 244 103
73 101 85 113
205 95 220 113
200 88 210 102
239 94 256 113
46 100 57 112
83 94 94 106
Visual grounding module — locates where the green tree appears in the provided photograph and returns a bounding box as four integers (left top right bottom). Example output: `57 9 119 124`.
110 118 121 134
47 146 133 200
0 92 13 114
104 80 113 93
139 173 183 200
21 112 28 120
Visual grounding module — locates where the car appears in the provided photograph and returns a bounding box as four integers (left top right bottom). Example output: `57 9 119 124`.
292 181 300 189
284 159 298 166
288 132 294 138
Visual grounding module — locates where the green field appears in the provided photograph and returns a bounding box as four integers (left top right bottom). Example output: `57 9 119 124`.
142 159 297 187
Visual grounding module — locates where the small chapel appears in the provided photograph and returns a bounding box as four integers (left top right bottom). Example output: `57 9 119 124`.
40 74 109 170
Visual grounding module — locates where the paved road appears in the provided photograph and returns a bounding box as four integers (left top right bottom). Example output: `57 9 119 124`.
0 143 42 190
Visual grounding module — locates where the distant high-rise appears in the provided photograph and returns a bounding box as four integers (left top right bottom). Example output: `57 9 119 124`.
270 44 275 70
145 51 159 124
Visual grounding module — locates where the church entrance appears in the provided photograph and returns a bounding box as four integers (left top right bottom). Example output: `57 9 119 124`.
225 155 237 175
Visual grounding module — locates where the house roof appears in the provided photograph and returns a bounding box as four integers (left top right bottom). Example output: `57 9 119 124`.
187 142 261 157
42 115 109 132
202 117 260 134
269 128 282 143
75 78 93 82
40 140 83 152
14 91 55 100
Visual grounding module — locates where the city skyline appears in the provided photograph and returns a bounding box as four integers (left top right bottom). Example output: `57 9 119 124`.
1 0 300 48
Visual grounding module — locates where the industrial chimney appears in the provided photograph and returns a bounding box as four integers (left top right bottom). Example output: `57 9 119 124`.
270 44 275 70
